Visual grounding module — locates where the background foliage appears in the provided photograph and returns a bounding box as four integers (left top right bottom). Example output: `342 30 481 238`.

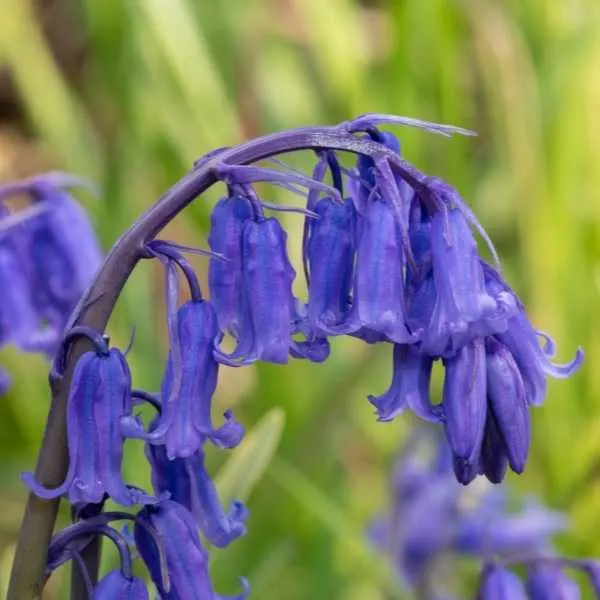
0 0 599 597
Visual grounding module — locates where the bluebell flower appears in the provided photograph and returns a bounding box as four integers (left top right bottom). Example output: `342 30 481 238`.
442 340 488 483
135 500 248 600
125 299 243 458
304 196 355 334
24 342 154 506
26 176 102 328
526 564 581 600
0 173 102 357
370 431 567 596
453 496 566 557
146 420 248 548
0 235 46 350
208 194 253 336
478 565 528 599
485 337 530 475
368 344 440 422
411 208 498 356
92 570 149 599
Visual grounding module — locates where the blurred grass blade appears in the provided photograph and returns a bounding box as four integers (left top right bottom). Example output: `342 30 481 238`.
0 0 101 177
132 0 240 147
268 457 406 597
216 407 285 506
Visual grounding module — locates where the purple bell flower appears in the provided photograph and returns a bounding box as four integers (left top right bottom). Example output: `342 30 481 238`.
526 565 581 600
485 337 530 475
332 196 413 343
215 216 296 365
208 195 253 336
479 565 528 600
0 237 39 347
146 429 248 548
441 339 487 483
367 344 441 422
135 500 248 600
25 176 102 330
130 300 243 459
93 570 149 600
416 209 497 356
23 346 154 506
305 196 355 334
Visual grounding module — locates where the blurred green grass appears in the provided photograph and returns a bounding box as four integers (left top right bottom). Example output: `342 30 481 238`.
0 0 599 597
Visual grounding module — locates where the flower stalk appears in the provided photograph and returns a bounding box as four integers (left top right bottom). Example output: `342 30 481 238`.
7 125 415 600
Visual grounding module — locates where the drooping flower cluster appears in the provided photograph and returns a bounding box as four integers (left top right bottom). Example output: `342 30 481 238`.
16 114 583 597
370 431 599 599
0 173 102 394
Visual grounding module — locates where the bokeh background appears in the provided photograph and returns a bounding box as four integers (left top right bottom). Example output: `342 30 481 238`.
0 0 599 598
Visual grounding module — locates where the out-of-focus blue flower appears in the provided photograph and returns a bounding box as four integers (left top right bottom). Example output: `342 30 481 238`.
526 564 581 600
478 565 528 600
370 432 566 597
0 173 102 359
25 176 102 330
24 343 154 506
146 421 248 548
135 500 248 600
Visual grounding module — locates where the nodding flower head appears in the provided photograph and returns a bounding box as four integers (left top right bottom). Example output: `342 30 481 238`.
135 500 249 600
23 337 155 506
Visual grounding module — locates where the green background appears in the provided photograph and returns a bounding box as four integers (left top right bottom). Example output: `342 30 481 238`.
0 0 599 597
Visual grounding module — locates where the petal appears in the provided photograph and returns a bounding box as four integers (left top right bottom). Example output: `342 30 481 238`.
486 338 530 474
208 195 253 335
226 217 296 364
479 565 528 600
136 501 247 599
480 409 509 484
92 571 149 600
526 565 581 600
306 197 355 333
442 340 487 464
352 199 413 343
368 344 440 423
156 301 229 458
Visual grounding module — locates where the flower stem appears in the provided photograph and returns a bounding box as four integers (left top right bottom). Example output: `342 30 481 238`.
7 126 429 600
